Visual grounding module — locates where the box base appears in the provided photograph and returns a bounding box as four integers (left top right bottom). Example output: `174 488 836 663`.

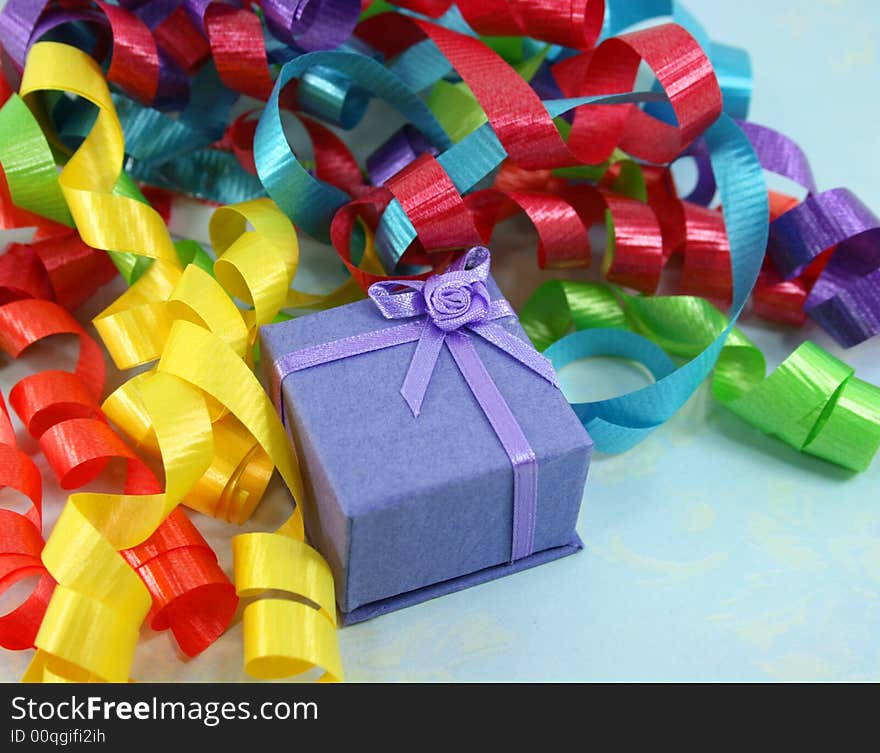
339 535 584 626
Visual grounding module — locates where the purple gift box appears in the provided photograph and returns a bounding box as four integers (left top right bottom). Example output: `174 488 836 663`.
260 248 593 624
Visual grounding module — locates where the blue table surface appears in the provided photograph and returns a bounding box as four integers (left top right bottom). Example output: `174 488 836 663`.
0 0 878 682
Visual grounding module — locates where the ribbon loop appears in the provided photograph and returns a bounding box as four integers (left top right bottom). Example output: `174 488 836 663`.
367 280 427 319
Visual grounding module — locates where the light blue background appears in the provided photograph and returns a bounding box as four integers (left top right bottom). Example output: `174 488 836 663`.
1 0 878 682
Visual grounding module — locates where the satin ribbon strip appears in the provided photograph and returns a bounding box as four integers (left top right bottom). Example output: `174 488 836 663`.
0 99 118 307
254 47 452 242
0 92 72 226
122 508 238 658
601 0 752 120
768 188 879 348
9 0 176 106
0 87 155 285
388 0 606 50
0 238 117 311
685 120 880 344
678 120 880 346
519 280 880 471
273 246 558 562
263 0 360 52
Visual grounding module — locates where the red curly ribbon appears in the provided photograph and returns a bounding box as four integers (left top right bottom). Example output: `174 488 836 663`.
340 15 726 294
348 15 817 323
0 393 54 652
301 114 367 196
386 152 482 251
97 1 160 105
123 509 238 658
391 0 605 49
1 169 117 309
0 287 237 658
202 3 274 100
153 6 210 74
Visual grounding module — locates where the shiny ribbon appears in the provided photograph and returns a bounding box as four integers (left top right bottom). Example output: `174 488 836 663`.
520 280 880 471
263 0 360 51
693 119 880 346
744 122 880 347
3 39 344 682
273 246 558 561
0 294 238 665
0 391 53 652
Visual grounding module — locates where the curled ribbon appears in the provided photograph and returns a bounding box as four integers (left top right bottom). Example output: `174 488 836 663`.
9 39 342 682
233 510 343 682
520 280 880 471
0 293 238 665
0 392 53 652
739 122 880 348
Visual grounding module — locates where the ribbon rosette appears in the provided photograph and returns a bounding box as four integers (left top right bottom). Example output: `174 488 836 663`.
273 246 559 561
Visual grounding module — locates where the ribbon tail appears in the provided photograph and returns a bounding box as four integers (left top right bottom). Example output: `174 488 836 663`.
445 331 537 562
400 321 445 417
272 319 426 426
468 321 560 387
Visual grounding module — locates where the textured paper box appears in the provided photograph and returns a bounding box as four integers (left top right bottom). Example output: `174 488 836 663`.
260 279 592 623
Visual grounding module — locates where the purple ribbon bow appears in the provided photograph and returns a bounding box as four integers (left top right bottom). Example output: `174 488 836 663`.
272 246 560 562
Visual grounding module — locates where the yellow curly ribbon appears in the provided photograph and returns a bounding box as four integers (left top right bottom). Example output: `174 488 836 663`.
18 40 344 682
233 509 343 682
185 416 275 525
103 374 273 524
22 44 179 268
24 372 213 682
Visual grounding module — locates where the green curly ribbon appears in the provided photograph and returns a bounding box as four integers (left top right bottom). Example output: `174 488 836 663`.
0 94 211 284
0 94 72 226
520 280 880 471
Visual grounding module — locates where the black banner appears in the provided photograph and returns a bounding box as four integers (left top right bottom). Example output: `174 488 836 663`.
1 684 346 747
1 682 579 746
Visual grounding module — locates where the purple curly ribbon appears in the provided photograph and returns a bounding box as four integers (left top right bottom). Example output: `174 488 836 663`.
0 0 46 67
262 0 359 51
0 0 189 107
737 122 880 346
769 189 880 347
272 246 559 562
686 120 879 347
367 124 438 186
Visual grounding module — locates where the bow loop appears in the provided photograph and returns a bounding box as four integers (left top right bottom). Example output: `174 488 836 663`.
367 280 426 319
449 245 491 276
